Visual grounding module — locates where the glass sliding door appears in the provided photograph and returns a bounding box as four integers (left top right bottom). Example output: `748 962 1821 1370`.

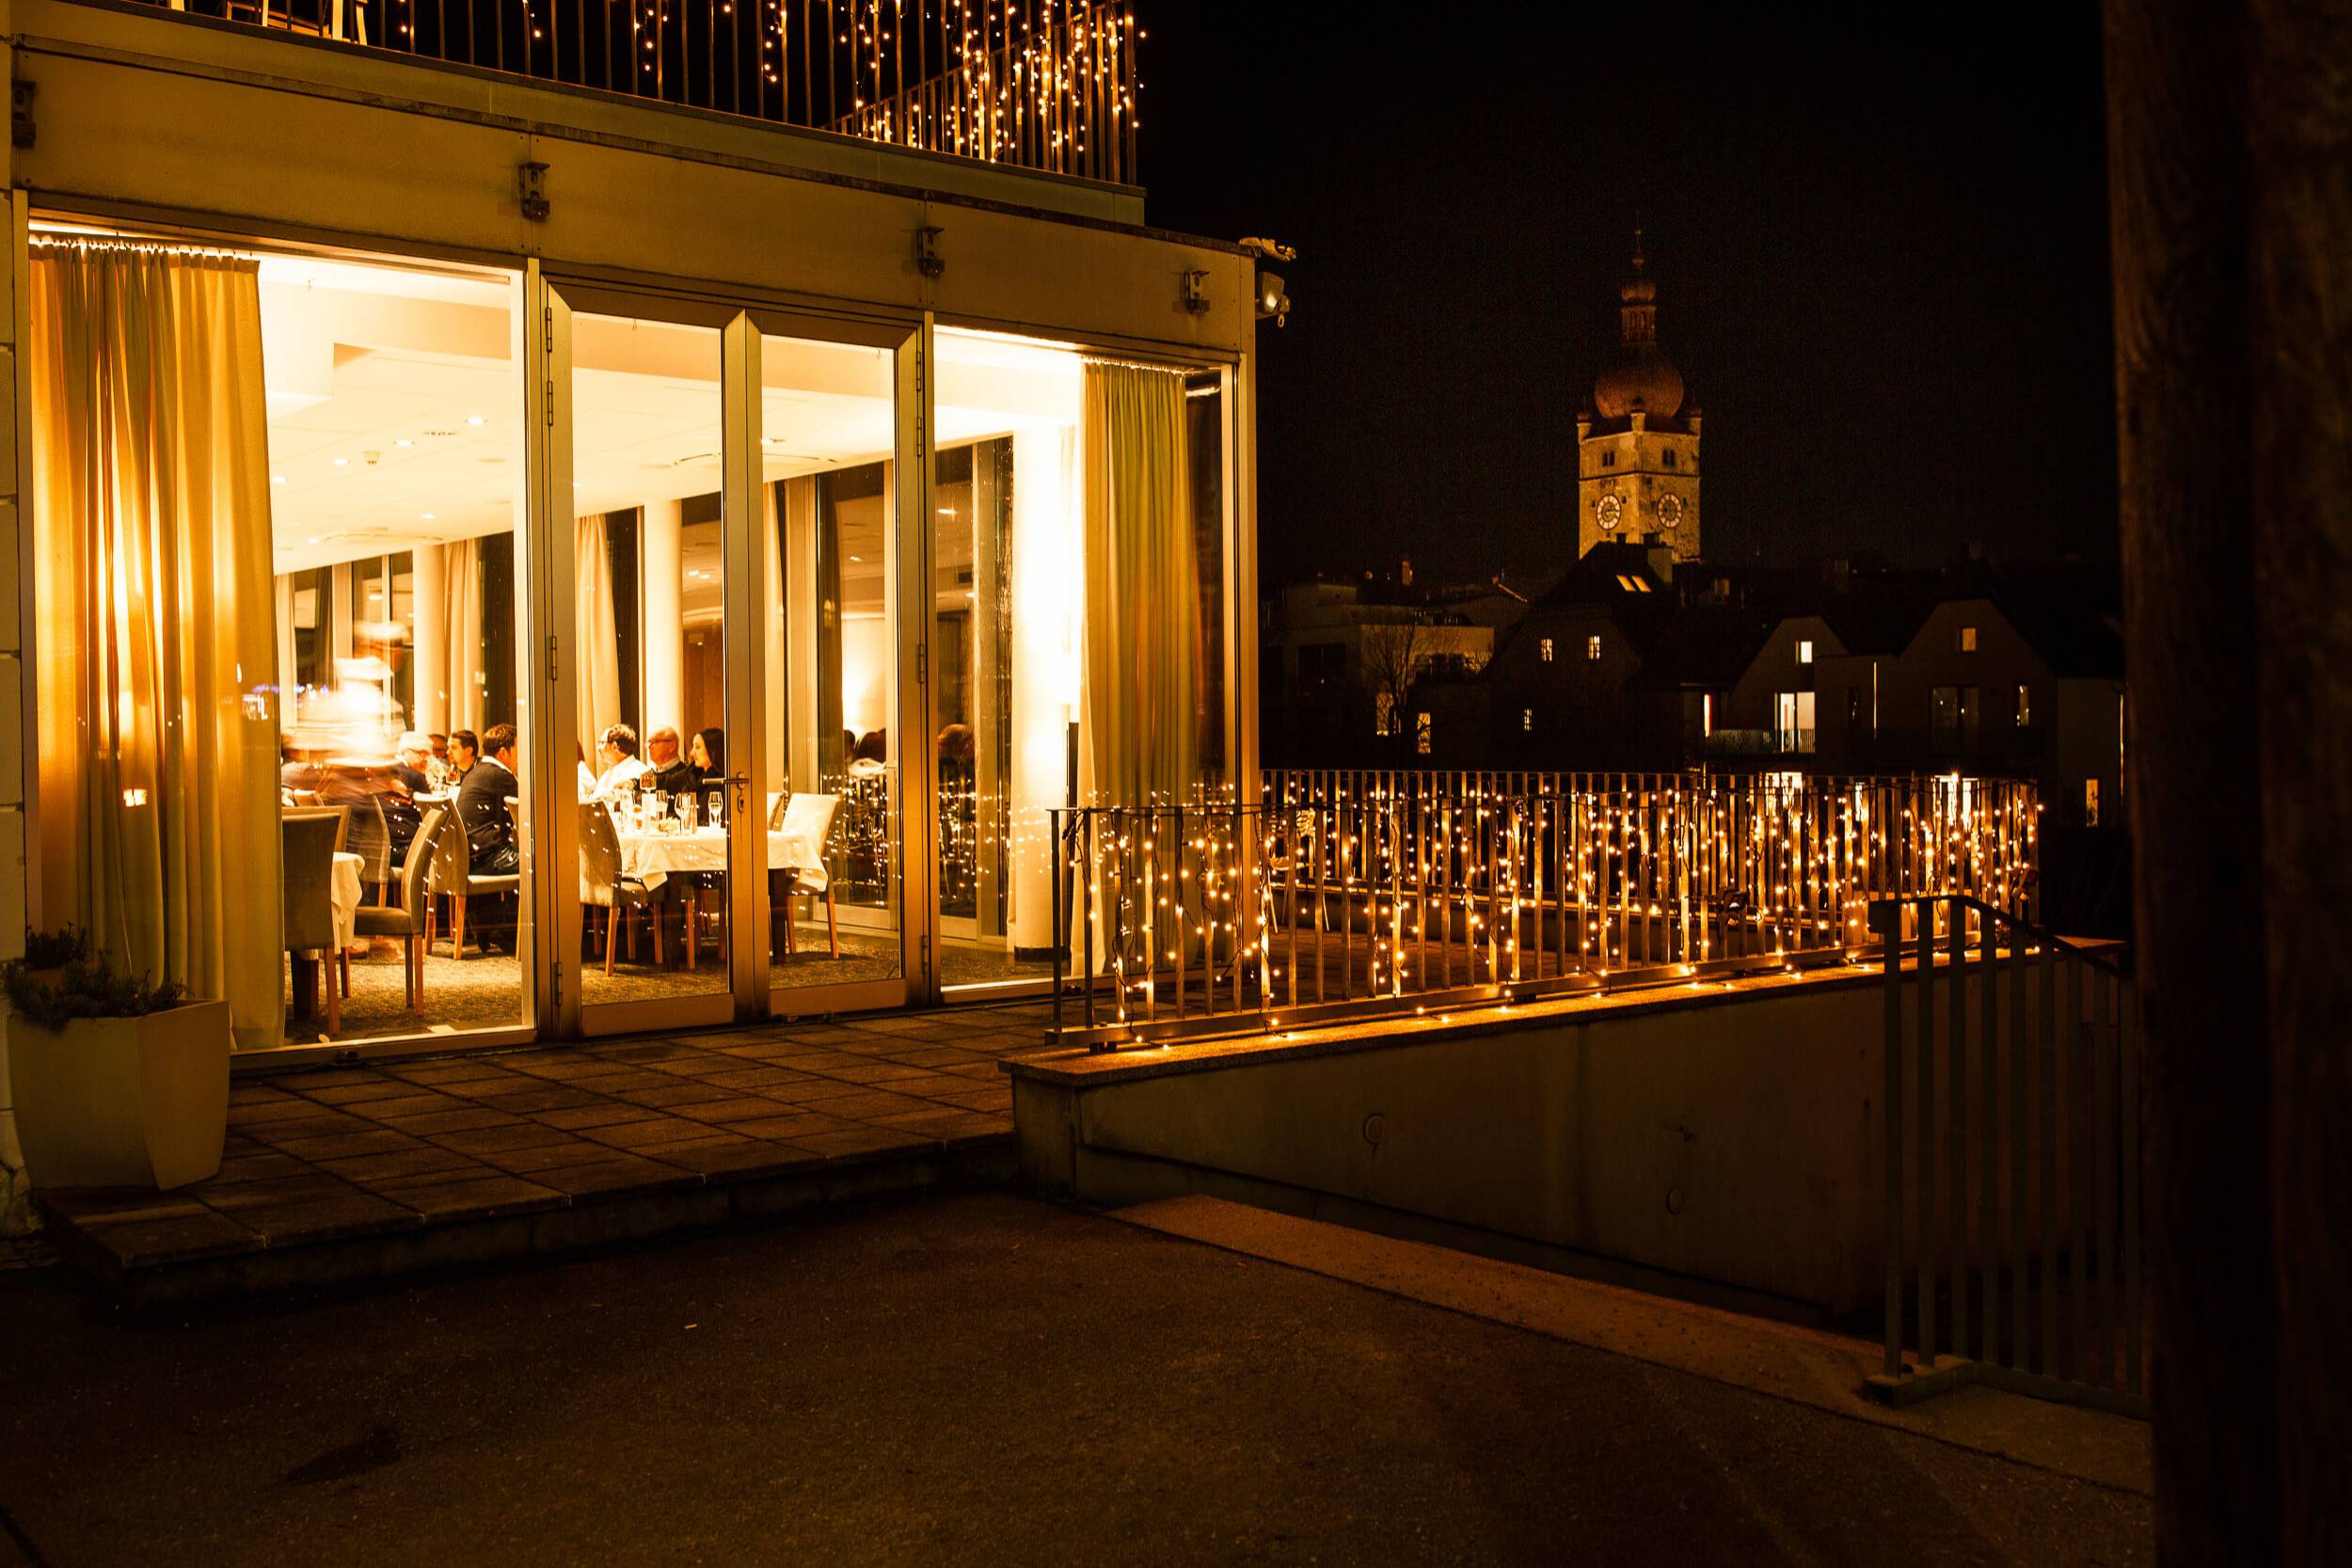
756 323 909 1010
557 297 740 1033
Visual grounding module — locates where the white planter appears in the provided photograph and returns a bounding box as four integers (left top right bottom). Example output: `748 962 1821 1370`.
7 1001 231 1190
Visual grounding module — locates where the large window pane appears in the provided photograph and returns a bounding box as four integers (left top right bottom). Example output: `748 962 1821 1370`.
258 250 532 1043
571 313 732 1008
760 331 901 993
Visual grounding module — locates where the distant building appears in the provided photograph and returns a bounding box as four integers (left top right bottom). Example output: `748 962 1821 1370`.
1262 574 1503 765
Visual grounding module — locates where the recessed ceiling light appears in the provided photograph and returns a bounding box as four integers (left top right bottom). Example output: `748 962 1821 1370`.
937 507 955 516
421 513 437 521
271 475 286 484
332 456 348 467
395 438 413 448
849 554 862 562
467 415 485 426
306 536 321 545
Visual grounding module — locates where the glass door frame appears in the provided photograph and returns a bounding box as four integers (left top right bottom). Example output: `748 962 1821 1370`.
537 277 929 1036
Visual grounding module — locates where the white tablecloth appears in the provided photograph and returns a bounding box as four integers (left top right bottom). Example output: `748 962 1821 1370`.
615 828 826 891
330 851 362 950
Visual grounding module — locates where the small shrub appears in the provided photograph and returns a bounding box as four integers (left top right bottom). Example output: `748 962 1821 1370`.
3 928 187 1032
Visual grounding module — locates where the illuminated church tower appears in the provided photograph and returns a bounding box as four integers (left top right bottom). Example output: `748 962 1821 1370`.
1577 230 1702 562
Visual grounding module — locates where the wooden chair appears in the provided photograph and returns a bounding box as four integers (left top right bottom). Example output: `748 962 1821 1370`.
579 800 661 974
281 811 342 1036
772 792 842 958
425 811 521 959
356 806 447 1011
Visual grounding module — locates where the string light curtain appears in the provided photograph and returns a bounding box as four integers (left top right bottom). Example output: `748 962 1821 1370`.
1080 359 1200 806
28 242 283 1043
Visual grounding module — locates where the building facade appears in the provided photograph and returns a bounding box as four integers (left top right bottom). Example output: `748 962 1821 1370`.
0 0 1264 1083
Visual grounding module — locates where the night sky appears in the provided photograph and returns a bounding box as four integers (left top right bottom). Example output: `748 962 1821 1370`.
1140 3 2119 590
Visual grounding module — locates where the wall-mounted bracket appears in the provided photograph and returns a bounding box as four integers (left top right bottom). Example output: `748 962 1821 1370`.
12 79 36 150
915 226 946 279
1181 269 1211 316
518 161 550 222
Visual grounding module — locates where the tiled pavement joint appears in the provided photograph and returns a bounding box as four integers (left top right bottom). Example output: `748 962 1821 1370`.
33 1002 1043 1309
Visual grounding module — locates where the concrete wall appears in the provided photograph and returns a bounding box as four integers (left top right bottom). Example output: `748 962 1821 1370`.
1018 974 2041 1317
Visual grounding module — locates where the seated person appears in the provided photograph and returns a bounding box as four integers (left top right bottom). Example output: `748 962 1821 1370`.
588 724 649 800
448 728 480 781
850 728 888 778
391 731 434 794
316 759 422 861
689 728 727 824
642 725 698 797
454 722 522 954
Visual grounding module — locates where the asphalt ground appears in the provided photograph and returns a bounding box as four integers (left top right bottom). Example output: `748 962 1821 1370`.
0 1190 2152 1566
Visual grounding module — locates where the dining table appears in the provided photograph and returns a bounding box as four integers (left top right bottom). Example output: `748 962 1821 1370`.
612 822 828 970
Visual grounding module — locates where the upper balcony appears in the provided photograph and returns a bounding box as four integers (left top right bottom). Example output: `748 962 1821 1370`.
54 0 1140 208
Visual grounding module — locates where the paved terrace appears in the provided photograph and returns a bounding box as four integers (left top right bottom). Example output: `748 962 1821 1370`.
35 1000 1045 1307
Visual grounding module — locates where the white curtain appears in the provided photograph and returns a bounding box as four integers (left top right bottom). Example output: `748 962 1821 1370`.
575 513 624 751
1082 362 1200 806
442 536 484 733
763 481 787 799
29 242 282 1044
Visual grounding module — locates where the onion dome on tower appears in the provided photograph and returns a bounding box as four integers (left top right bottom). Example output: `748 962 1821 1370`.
1591 228 1686 421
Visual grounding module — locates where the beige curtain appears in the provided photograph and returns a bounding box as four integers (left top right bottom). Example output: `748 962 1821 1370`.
442 536 484 733
574 513 624 749
29 243 282 1044
1082 362 1200 805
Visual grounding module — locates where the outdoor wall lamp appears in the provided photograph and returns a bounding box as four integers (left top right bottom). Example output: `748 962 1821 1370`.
1239 237 1296 327
1182 269 1211 315
915 227 946 279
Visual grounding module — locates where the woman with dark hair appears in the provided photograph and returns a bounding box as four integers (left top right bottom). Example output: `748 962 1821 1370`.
690 727 727 824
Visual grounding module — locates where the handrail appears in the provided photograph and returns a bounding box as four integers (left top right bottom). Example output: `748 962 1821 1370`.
1872 894 2133 981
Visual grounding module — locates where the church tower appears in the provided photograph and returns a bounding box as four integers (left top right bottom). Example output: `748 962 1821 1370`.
1578 230 1702 562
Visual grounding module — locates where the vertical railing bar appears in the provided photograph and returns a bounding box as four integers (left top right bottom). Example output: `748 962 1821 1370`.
2039 932 2059 1377
1917 895 1938 1364
2068 954 2088 1384
2121 977 2142 1397
2094 965 2116 1389
1979 900 2001 1369
1948 895 1969 1362
1883 898 1905 1379
2009 905 2030 1370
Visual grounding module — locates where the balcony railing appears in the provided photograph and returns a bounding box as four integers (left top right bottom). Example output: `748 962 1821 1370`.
115 0 1140 182
1048 769 2042 1048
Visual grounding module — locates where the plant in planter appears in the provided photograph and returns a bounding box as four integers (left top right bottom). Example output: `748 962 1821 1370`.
3 929 230 1191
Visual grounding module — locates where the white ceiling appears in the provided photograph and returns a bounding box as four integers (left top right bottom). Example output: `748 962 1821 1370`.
263 260 1085 577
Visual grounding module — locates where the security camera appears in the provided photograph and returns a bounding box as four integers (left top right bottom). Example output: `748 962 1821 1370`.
1256 271 1290 327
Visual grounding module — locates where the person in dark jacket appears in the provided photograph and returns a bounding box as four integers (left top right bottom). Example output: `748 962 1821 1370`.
690 727 727 825
453 722 521 955
643 725 698 798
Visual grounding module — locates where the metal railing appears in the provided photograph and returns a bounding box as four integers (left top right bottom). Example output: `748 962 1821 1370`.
1048 772 2041 1048
1867 895 2143 1417
106 0 1138 181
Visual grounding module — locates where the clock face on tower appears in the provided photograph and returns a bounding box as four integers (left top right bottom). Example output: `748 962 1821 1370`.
1659 494 1684 530
1596 493 1624 533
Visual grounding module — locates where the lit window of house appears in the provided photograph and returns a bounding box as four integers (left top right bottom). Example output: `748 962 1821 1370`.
1375 692 1396 736
1522 708 1535 732
1958 625 1979 653
1702 693 1714 737
1415 711 1432 755
2084 778 2102 827
1796 639 1814 665
1539 637 1554 662
1775 691 1817 753
2014 684 2032 726
1585 634 1603 661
